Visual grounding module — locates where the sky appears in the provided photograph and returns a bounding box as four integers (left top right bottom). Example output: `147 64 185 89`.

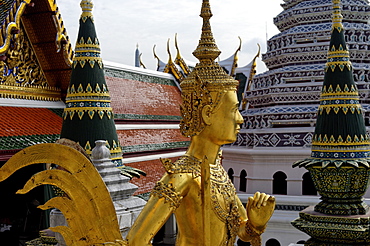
57 0 283 73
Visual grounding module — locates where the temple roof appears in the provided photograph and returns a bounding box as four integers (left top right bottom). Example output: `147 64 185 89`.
0 106 62 158
105 61 182 121
0 0 73 100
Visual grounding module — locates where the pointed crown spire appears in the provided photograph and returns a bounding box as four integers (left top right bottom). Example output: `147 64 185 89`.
179 0 239 137
192 0 221 63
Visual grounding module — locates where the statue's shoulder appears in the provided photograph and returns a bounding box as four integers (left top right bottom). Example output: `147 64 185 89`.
160 155 201 177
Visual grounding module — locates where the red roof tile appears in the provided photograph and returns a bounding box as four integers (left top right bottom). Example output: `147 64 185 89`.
106 77 182 116
129 157 180 195
0 107 63 137
118 129 188 147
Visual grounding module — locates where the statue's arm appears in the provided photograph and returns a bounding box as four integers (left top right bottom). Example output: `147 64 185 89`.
236 195 260 244
126 173 189 246
237 192 275 246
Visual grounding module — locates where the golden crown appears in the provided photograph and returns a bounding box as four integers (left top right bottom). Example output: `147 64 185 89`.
179 0 239 137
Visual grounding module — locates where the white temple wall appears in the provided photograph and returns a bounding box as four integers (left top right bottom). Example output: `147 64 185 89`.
222 147 310 196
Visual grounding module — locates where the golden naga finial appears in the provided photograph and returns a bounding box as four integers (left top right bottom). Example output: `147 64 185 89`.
166 38 173 64
179 0 239 137
174 33 191 76
229 36 242 77
175 33 182 61
139 53 146 69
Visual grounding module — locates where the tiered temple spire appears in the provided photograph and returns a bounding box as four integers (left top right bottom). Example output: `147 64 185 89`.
292 0 370 244
60 0 123 165
294 0 370 170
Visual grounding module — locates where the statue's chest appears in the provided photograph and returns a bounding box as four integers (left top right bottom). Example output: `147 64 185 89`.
209 164 236 221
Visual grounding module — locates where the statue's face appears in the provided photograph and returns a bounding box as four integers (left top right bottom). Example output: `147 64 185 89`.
203 90 243 146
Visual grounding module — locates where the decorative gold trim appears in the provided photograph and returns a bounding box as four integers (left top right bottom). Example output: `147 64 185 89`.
150 181 183 210
63 107 113 120
0 24 62 101
0 0 31 55
312 134 370 146
318 104 362 115
161 156 201 177
66 93 110 98
321 84 358 96
76 37 100 49
245 220 263 246
0 84 61 101
66 99 110 103
67 83 109 95
73 57 103 69
52 0 74 66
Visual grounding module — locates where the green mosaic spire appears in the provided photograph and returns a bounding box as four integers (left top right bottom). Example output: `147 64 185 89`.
294 0 370 168
60 0 122 165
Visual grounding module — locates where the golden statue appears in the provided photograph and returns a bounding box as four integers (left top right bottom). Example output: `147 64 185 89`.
126 1 275 245
0 1 274 245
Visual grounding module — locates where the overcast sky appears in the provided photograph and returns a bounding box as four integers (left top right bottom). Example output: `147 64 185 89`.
57 0 283 73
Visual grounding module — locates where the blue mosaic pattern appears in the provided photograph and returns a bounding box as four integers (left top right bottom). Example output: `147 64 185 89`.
242 106 318 116
66 101 111 108
327 56 350 63
311 150 370 159
320 99 359 105
75 51 100 58
231 132 314 148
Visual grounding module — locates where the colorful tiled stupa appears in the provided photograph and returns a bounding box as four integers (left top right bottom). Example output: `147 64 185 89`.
220 0 370 244
60 0 123 165
292 0 370 244
235 0 370 147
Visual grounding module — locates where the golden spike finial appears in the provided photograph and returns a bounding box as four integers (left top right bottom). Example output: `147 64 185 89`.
80 0 93 12
332 0 343 32
192 0 221 63
80 0 94 21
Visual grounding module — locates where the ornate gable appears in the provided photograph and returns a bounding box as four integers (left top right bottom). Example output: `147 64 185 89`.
0 0 73 101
